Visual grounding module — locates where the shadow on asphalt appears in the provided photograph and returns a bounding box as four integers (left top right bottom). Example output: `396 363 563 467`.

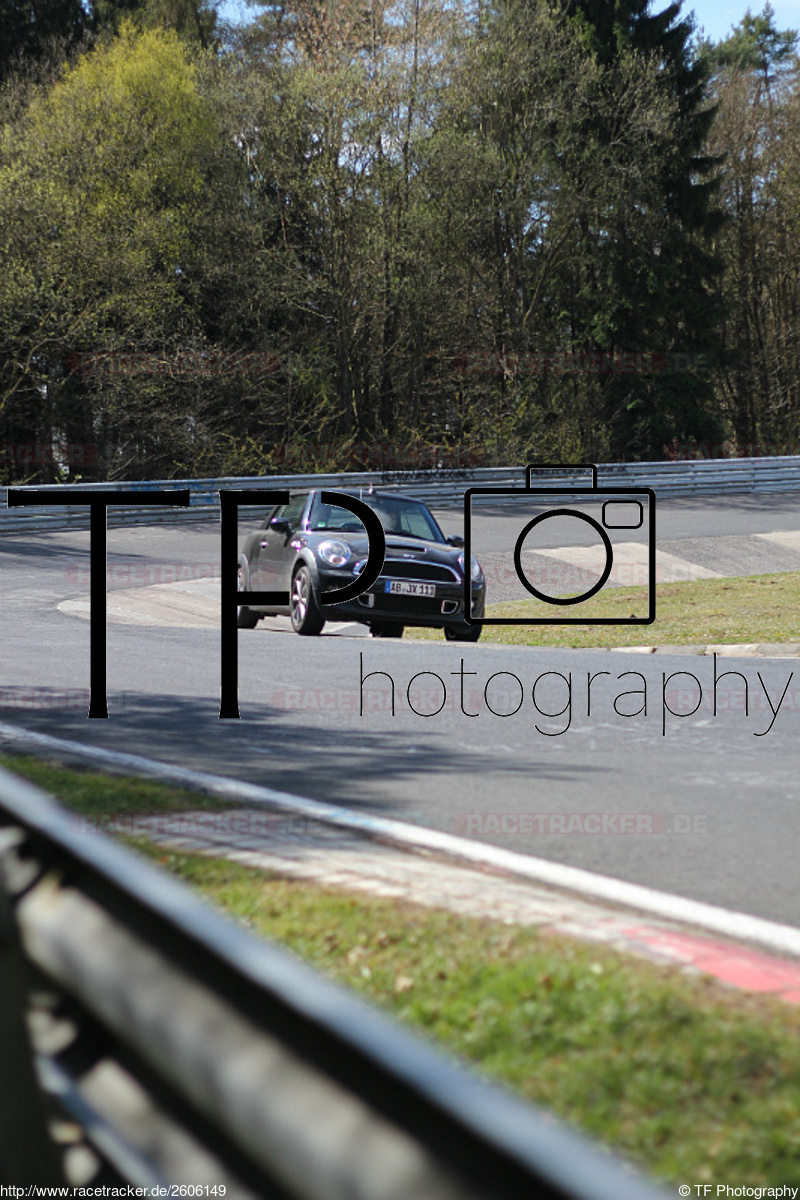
0 689 604 815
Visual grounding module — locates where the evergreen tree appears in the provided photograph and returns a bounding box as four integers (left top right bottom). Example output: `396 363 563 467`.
561 0 727 458
92 0 217 46
0 0 216 81
0 0 87 80
708 3 796 77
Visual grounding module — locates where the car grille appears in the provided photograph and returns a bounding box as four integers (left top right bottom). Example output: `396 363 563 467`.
381 559 459 583
371 595 444 616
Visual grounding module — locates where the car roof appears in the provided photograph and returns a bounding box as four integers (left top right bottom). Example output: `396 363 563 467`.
286 488 429 506
315 488 427 504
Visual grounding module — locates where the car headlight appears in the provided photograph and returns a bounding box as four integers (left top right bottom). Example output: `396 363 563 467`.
458 552 484 582
317 540 352 567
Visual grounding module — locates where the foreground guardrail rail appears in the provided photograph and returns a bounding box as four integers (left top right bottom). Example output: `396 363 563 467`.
0 765 668 1198
2 455 799 533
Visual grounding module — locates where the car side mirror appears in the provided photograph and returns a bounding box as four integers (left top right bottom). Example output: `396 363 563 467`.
447 535 464 547
270 516 292 535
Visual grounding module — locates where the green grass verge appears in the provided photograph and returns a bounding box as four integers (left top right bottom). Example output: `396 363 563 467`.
4 752 800 1186
127 845 800 1187
0 754 234 818
412 571 800 648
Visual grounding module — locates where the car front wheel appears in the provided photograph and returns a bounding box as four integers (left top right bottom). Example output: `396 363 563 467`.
444 623 482 642
237 562 259 629
290 565 326 636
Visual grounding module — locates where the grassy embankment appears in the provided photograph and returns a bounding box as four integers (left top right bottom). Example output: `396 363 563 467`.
413 571 800 648
2 753 800 1187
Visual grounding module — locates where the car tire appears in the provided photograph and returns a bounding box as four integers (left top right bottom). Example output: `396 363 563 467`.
370 623 404 638
290 565 326 635
237 561 259 629
444 623 482 642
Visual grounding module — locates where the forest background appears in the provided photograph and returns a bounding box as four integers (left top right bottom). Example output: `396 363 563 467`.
1 0 798 481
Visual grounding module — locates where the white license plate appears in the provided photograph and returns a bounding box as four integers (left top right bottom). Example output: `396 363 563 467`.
385 580 436 598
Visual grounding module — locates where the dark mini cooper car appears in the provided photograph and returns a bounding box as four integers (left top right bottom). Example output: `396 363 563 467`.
238 489 485 639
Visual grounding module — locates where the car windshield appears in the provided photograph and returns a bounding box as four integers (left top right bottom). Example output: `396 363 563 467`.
308 493 445 543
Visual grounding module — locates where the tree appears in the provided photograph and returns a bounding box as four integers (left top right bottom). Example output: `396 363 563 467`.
0 0 216 82
412 0 707 463
91 0 217 46
0 0 87 82
212 0 471 464
0 24 220 479
550 0 728 458
702 6 800 452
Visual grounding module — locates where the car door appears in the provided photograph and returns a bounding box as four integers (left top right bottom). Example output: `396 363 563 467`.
252 492 309 596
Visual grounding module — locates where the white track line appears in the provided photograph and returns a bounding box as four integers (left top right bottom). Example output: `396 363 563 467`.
3 719 800 959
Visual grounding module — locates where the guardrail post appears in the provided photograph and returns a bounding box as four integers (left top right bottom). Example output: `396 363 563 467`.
0 837 65 1186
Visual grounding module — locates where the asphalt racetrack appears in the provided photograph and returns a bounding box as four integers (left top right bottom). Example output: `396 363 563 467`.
1 491 799 926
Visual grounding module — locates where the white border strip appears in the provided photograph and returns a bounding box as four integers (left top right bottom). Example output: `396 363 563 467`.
3 719 800 959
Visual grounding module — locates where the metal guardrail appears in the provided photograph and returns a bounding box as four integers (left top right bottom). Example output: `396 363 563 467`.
0 765 669 1198
1 455 799 533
